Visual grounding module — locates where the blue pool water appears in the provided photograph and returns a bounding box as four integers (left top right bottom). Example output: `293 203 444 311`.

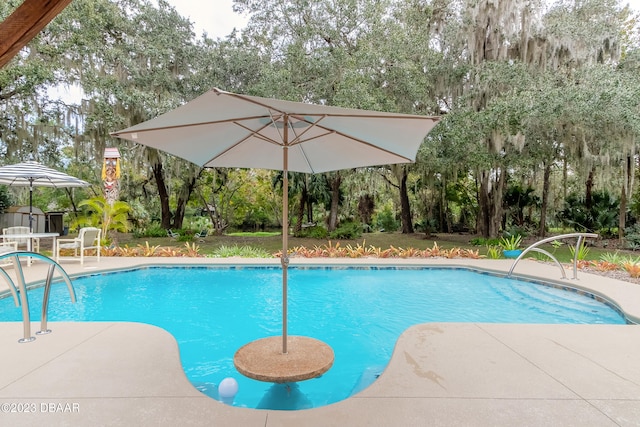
0 266 626 410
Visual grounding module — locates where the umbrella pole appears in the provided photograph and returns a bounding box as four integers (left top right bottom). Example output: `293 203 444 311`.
29 179 34 232
282 165 288 354
282 118 289 354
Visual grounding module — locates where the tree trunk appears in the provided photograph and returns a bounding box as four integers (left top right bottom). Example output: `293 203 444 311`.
173 198 186 229
562 155 568 200
441 177 450 233
306 188 314 224
207 194 227 235
173 175 198 229
476 168 505 238
399 171 414 234
64 187 85 217
295 187 307 233
358 194 375 226
619 154 634 242
199 192 221 234
327 172 341 232
152 162 171 229
477 174 489 237
585 166 595 210
538 162 551 238
620 182 626 241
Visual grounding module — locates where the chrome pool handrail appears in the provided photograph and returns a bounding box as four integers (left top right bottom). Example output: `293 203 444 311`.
0 265 20 306
0 251 76 343
507 233 599 280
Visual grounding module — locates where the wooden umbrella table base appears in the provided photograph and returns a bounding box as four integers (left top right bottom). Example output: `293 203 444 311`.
234 336 334 383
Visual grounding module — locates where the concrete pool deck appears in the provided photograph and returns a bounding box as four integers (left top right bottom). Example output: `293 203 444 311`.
0 256 639 426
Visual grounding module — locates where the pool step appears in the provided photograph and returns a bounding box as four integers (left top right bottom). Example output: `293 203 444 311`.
351 365 385 395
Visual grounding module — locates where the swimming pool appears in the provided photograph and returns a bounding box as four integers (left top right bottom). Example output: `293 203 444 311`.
0 266 626 410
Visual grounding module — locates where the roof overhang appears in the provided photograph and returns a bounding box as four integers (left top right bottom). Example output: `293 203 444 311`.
0 0 73 68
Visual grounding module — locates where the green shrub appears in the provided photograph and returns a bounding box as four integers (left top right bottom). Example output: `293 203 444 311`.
133 223 169 238
499 234 522 250
568 241 590 260
294 225 328 239
187 216 212 232
503 226 528 239
486 245 502 259
621 255 640 265
624 223 640 249
558 191 618 233
471 237 500 246
600 251 625 264
470 237 484 246
177 229 196 242
211 245 271 258
0 186 12 214
374 207 399 232
329 221 362 239
415 218 437 234
628 242 640 251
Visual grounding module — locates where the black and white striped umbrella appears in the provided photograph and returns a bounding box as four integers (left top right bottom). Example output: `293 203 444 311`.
0 161 90 231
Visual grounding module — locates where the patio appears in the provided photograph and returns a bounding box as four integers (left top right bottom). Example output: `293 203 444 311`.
1 257 639 426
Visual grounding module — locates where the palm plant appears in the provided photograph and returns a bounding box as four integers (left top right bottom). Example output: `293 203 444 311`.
568 241 590 261
499 234 522 251
70 196 130 244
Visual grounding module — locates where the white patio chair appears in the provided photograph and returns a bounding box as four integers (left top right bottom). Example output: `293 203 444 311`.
0 241 18 267
167 229 179 239
55 227 101 265
194 229 209 242
2 226 40 252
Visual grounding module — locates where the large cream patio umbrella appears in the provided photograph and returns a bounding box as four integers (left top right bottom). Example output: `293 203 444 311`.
112 87 440 381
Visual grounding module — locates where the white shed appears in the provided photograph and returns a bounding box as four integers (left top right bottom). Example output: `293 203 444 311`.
0 206 45 233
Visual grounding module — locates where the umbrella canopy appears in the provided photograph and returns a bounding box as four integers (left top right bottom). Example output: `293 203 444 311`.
112 87 439 173
0 161 90 231
112 87 440 357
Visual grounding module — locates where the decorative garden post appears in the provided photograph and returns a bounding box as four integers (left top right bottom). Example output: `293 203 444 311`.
102 148 121 206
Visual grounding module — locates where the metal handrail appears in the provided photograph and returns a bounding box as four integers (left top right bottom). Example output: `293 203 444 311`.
0 265 20 306
507 233 599 279
0 251 76 343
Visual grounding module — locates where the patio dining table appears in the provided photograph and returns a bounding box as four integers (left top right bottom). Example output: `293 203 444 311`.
1 232 59 265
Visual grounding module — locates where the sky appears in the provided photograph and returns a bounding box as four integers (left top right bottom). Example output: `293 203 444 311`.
170 0 640 39
623 0 640 11
166 0 249 39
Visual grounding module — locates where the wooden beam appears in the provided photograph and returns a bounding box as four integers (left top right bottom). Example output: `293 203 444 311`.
0 0 73 68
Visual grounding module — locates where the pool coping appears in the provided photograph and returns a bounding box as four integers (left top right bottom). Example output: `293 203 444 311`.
1 257 639 426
